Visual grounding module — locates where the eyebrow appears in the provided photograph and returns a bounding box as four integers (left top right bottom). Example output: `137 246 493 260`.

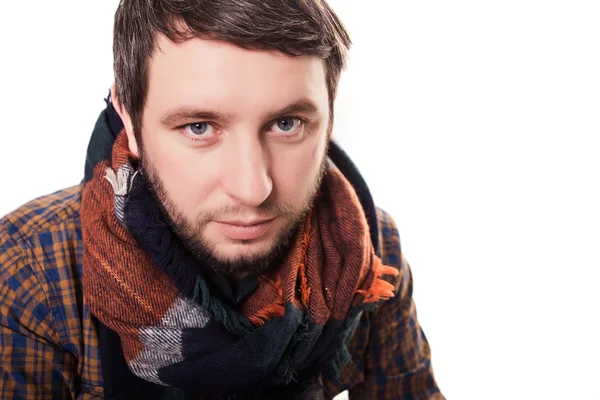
159 97 322 126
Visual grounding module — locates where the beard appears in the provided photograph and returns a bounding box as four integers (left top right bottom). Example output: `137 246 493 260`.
139 148 329 277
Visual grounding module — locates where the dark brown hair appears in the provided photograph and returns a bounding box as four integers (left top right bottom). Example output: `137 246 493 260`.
113 0 352 137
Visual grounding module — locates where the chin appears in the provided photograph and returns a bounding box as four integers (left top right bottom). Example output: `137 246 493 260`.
199 221 297 271
213 240 274 261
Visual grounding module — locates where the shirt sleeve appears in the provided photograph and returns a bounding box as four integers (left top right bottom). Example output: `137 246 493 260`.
351 210 444 400
0 226 78 399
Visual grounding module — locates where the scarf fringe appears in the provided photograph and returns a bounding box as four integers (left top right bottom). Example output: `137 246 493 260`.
248 276 286 327
356 258 400 304
194 276 254 336
298 214 313 308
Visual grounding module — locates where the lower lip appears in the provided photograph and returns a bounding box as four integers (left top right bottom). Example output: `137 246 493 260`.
216 220 274 241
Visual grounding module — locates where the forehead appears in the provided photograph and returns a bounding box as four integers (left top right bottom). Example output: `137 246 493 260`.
145 35 329 118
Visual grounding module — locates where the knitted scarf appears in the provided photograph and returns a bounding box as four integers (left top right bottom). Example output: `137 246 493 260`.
81 131 399 398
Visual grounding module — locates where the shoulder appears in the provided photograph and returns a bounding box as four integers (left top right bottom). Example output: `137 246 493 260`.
0 185 83 243
0 185 84 280
0 186 104 399
0 185 84 349
375 207 402 267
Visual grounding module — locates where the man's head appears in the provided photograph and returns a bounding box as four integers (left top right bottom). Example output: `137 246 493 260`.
111 0 351 276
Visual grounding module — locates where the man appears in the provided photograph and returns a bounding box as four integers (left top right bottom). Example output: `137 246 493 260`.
0 0 443 398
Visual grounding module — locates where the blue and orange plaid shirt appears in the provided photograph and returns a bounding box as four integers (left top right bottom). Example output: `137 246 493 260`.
0 184 443 399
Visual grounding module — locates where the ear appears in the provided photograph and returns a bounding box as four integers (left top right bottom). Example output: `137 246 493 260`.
110 83 140 158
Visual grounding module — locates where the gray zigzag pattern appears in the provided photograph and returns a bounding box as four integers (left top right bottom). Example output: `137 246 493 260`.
129 296 211 385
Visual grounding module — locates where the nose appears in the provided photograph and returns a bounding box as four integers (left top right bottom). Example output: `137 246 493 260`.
220 135 273 207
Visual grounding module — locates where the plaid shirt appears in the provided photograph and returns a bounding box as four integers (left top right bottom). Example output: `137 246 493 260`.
0 185 443 399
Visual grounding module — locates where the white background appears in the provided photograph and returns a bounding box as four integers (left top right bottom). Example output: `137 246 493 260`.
1 1 599 399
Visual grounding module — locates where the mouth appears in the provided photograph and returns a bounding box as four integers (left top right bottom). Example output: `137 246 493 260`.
214 218 275 241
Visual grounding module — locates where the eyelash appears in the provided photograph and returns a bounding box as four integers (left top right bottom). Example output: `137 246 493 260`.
179 116 307 143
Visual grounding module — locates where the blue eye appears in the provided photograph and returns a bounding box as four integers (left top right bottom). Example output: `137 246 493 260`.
277 118 296 131
272 117 302 134
189 122 210 135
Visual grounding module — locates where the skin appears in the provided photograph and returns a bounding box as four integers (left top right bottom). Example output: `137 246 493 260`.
112 35 331 275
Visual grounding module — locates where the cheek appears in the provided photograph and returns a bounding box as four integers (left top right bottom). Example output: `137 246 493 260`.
143 135 219 216
271 137 327 203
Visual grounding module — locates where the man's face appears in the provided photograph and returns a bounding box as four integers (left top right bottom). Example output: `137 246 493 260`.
122 36 330 275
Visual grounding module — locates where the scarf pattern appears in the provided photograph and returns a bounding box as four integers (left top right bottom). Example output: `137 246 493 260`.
81 132 399 397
